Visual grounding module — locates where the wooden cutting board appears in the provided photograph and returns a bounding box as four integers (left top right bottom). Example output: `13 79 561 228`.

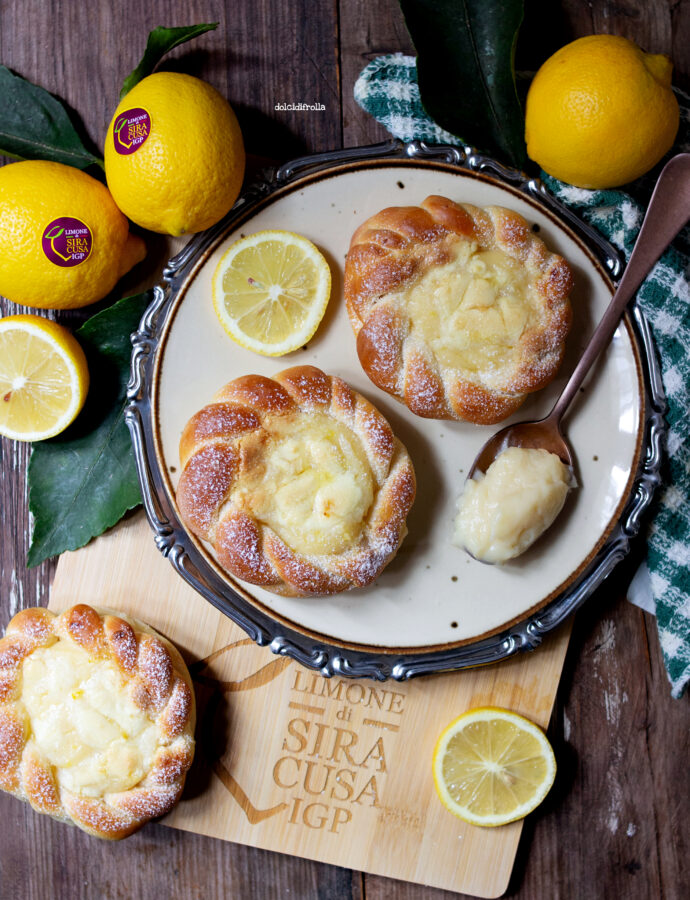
48 512 571 898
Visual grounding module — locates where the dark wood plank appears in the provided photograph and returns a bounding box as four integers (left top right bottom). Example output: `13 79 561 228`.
339 0 414 148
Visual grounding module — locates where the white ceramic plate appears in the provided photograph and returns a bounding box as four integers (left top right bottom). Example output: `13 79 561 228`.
127 143 662 677
148 154 645 653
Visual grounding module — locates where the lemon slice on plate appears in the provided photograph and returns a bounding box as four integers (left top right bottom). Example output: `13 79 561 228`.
0 315 89 442
212 230 331 356
432 707 556 827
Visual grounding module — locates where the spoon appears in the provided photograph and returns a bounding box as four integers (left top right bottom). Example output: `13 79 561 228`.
468 152 690 482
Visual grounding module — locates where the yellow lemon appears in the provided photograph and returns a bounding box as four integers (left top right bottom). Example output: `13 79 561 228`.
432 707 556 827
212 230 331 356
0 314 89 441
525 35 679 189
0 161 145 310
105 72 245 236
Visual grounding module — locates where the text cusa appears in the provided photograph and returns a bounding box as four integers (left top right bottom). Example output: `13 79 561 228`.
271 670 404 835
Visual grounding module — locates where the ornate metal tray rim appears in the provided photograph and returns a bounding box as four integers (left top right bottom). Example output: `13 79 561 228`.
125 139 665 681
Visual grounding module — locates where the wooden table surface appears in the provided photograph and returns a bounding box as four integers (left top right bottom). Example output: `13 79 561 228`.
1 2 689 898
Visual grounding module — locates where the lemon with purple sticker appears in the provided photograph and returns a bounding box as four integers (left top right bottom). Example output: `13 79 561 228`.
0 161 145 310
212 230 332 356
105 72 245 236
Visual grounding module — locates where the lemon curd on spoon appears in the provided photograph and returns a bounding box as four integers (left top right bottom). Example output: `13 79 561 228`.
454 447 572 563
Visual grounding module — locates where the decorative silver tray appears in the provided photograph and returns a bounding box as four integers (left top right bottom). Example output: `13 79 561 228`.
125 140 664 681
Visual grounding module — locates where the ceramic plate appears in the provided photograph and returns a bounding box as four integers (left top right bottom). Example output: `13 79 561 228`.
127 141 664 679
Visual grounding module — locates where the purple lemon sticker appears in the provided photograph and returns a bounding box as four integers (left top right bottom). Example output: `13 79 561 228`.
41 218 93 267
113 107 151 155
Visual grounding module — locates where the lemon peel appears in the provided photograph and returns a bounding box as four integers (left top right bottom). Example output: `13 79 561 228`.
525 35 679 189
0 161 145 310
105 72 245 236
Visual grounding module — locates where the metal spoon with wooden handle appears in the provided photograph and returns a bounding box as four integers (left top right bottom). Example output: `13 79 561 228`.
468 153 690 482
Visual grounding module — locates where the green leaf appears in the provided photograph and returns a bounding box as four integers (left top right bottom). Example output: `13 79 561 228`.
27 293 151 567
398 0 527 168
120 23 219 99
0 66 103 169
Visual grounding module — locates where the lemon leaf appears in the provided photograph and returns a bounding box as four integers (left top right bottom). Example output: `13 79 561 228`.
120 23 219 99
398 0 527 168
27 293 150 567
0 66 103 170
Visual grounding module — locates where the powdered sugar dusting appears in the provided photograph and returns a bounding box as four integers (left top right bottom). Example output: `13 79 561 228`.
0 637 27 670
139 638 173 711
64 792 134 836
358 304 404 390
356 403 394 476
160 680 193 740
0 709 24 776
62 605 104 655
12 609 53 648
106 620 138 674
177 443 237 534
405 349 445 415
24 750 60 812
112 782 181 819
151 741 193 784
192 403 260 442
227 516 263 570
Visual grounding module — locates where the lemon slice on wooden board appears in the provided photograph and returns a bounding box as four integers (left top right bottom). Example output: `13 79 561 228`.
0 315 89 441
432 707 556 827
212 230 331 356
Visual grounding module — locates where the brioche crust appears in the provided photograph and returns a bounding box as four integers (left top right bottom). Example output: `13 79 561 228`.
176 365 416 597
0 605 195 839
344 196 573 424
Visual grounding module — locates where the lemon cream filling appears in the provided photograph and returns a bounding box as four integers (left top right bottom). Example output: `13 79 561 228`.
21 640 158 798
233 412 375 556
454 447 571 563
402 240 534 378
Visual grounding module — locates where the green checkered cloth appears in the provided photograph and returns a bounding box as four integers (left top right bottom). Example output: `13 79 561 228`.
355 54 690 698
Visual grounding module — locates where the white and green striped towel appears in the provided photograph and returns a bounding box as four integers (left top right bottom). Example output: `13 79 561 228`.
355 54 690 698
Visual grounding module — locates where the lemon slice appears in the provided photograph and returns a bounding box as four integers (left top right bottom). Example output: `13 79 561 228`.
0 315 89 441
212 230 331 356
432 707 556 827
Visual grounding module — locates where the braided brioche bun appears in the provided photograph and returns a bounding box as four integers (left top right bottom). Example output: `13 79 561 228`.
176 365 416 597
345 196 573 424
0 605 195 839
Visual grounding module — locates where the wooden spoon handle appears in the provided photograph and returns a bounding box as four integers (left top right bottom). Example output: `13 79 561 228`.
549 153 690 424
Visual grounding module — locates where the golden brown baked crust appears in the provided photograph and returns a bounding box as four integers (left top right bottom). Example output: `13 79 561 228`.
0 605 195 839
176 365 416 597
345 195 573 424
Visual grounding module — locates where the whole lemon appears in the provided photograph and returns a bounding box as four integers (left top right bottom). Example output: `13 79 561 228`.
104 72 245 236
0 161 146 310
525 35 679 189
